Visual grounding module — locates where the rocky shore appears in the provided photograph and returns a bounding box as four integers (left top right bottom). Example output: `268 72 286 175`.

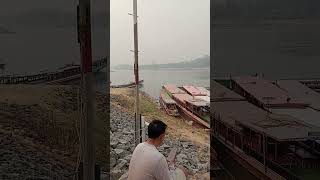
0 85 209 180
0 85 108 180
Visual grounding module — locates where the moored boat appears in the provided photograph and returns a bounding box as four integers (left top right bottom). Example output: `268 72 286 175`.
161 84 210 128
172 93 210 128
159 89 179 116
111 80 144 88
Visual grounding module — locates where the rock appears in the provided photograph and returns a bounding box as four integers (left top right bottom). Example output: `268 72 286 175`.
111 169 122 180
118 171 128 180
186 121 193 126
176 153 188 162
114 149 124 156
114 159 127 170
161 144 170 149
111 141 118 148
182 142 190 148
110 157 117 168
124 155 132 162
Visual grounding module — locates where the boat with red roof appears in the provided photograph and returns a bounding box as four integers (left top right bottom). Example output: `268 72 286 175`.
161 84 210 128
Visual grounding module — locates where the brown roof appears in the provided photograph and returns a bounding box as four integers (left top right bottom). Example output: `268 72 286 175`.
172 93 193 105
211 80 245 101
212 101 319 141
277 80 320 110
182 85 207 96
163 84 186 94
233 76 308 108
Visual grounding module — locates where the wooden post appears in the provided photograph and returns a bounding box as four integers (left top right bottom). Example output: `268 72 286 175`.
78 0 95 179
132 0 141 146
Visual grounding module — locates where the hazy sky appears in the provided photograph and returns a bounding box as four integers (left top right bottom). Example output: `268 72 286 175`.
0 0 208 72
110 0 210 66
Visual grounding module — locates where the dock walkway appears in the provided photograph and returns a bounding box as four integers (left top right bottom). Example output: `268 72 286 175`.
0 58 107 85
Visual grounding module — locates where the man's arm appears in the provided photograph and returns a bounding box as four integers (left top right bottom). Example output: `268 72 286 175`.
154 156 175 180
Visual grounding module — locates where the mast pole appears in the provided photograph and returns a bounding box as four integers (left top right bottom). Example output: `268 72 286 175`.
133 0 141 146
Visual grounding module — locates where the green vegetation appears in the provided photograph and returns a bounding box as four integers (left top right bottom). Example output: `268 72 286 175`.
140 96 158 115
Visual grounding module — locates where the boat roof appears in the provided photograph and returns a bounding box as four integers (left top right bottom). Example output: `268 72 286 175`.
196 86 210 96
272 108 320 129
160 91 176 104
195 95 210 102
211 80 246 101
212 101 320 141
163 84 186 94
232 76 308 108
186 99 209 107
277 80 320 111
182 85 207 96
172 93 193 104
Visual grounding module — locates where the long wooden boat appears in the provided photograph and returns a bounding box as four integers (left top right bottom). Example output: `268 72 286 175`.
159 89 179 116
111 80 144 88
162 84 210 128
172 93 210 128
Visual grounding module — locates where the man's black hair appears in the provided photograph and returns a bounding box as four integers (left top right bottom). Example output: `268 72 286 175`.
148 119 167 139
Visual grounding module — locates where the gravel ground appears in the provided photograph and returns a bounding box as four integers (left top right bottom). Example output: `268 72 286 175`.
0 129 75 180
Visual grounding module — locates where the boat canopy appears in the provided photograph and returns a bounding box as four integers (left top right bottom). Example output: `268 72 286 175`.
276 80 320 111
160 91 176 104
212 100 320 141
233 76 308 108
163 84 186 94
182 85 207 96
172 93 193 105
186 99 209 107
195 96 210 102
196 86 210 96
211 80 245 101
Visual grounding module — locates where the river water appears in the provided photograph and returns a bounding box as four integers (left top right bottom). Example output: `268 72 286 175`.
95 68 210 99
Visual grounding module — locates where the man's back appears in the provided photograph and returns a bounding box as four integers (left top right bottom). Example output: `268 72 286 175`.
128 142 172 180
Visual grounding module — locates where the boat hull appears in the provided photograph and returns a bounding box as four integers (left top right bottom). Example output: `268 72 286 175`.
159 96 180 117
175 103 210 128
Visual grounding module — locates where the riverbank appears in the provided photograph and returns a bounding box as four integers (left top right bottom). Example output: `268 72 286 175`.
0 85 108 179
0 85 210 180
110 88 210 180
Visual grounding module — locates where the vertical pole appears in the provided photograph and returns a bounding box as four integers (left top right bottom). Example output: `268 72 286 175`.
263 133 267 173
78 0 95 179
133 0 141 146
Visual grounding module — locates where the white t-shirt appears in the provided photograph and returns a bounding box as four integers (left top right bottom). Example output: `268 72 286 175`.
128 142 175 180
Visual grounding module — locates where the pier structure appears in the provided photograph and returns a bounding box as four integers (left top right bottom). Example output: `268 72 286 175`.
0 58 107 85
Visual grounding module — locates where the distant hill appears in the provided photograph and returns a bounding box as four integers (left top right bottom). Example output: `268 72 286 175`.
113 55 210 70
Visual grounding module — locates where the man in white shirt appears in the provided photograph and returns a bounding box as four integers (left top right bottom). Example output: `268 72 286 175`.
128 120 187 180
